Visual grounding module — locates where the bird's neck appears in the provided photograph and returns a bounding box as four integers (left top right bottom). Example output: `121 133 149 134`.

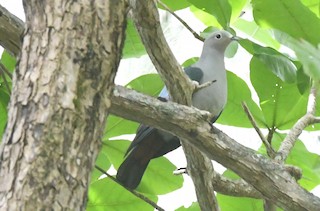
199 47 225 63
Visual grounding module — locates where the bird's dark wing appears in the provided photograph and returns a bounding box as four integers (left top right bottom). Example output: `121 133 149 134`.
184 66 203 83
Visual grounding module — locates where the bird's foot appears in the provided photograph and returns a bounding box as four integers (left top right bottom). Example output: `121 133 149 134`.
194 79 217 93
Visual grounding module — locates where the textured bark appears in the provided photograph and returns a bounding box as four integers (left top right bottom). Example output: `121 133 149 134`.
0 0 128 210
110 86 320 211
129 1 220 210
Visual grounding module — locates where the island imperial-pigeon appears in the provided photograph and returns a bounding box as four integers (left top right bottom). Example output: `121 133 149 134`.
116 30 237 189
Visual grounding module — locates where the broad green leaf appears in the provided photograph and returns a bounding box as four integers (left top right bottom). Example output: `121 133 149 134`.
239 39 297 83
87 178 156 211
126 74 164 96
217 71 265 128
296 64 311 95
252 0 320 45
225 41 238 58
104 115 139 140
228 0 248 23
233 19 280 49
285 38 320 80
259 134 320 191
301 0 320 17
103 140 183 195
90 150 111 183
0 90 9 139
176 202 200 211
190 6 220 27
1 50 16 72
123 20 146 58
188 0 232 28
158 0 190 11
250 57 313 130
101 140 129 169
216 194 263 211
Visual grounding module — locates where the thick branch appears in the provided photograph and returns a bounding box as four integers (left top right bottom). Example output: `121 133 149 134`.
0 4 24 56
129 1 218 210
110 85 320 211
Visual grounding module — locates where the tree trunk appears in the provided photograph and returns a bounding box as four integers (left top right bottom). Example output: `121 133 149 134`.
0 0 128 210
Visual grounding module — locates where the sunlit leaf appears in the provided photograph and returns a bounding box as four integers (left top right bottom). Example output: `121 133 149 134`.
123 20 146 58
217 71 264 128
87 178 156 211
250 57 313 130
239 39 297 83
188 0 232 28
252 0 320 45
158 0 190 11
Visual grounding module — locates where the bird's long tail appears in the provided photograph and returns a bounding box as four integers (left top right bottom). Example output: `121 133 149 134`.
116 149 151 189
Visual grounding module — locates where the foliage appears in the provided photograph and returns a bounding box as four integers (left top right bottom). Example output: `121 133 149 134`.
1 0 320 210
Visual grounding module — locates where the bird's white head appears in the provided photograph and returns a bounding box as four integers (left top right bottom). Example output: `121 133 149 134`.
203 30 235 53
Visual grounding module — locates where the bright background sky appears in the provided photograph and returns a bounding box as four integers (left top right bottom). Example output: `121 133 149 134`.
1 1 320 210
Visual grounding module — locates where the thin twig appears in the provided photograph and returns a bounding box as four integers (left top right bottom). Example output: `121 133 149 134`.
242 102 275 157
266 127 275 144
94 165 165 211
276 85 319 162
157 0 205 42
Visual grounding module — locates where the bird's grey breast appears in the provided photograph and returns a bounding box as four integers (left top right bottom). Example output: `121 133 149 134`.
191 60 227 116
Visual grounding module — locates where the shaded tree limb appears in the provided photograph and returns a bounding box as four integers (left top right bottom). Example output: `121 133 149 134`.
129 0 219 210
0 4 24 56
110 85 320 211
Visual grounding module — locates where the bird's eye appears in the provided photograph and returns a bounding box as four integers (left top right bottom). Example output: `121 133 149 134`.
215 34 221 39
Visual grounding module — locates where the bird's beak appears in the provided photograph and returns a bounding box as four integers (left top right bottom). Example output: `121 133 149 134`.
231 36 240 41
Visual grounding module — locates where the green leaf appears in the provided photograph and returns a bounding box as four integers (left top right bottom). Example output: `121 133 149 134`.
217 71 265 128
104 115 139 140
239 39 297 83
103 140 183 195
126 74 164 96
216 194 263 211
190 6 220 27
158 0 191 11
281 37 320 80
188 0 232 28
87 178 156 211
259 134 320 191
228 0 248 23
1 50 16 72
296 64 311 95
233 19 280 49
301 0 320 17
0 90 9 139
252 0 320 45
123 20 146 58
176 202 200 211
250 57 312 130
90 150 111 183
